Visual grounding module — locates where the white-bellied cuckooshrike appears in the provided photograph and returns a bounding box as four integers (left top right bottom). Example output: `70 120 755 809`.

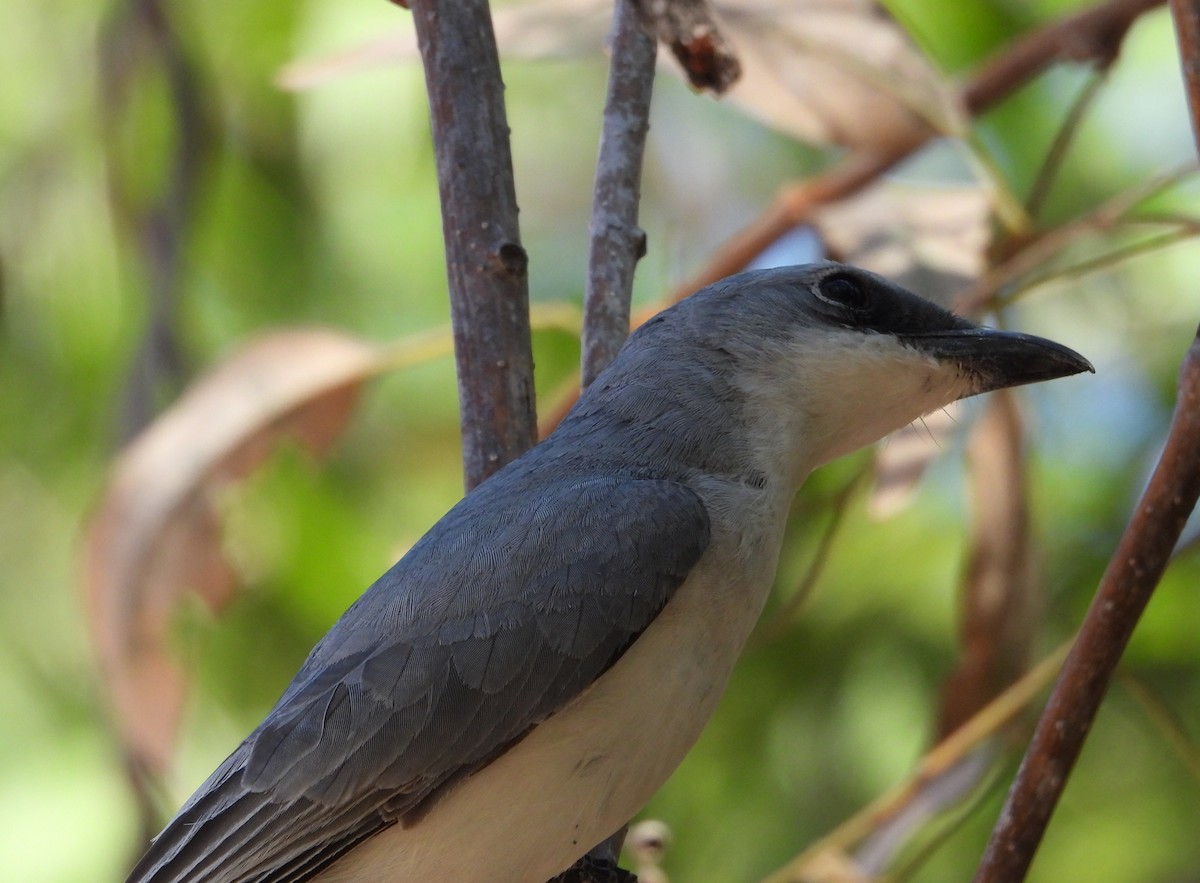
127 262 1092 883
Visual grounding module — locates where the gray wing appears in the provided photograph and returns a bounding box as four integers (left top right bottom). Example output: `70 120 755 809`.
127 470 710 883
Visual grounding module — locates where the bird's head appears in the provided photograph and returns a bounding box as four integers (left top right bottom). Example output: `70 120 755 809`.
621 262 1092 487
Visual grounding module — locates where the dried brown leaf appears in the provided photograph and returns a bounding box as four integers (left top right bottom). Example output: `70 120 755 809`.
82 328 387 778
278 0 963 151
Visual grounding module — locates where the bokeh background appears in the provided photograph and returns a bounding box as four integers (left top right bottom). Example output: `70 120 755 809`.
3 0 1200 881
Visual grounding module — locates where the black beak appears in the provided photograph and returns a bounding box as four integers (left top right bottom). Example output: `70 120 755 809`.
901 328 1094 395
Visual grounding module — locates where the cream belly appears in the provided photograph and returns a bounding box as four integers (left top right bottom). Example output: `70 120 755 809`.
315 492 786 883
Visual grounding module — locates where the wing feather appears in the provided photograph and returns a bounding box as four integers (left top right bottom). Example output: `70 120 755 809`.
127 469 709 882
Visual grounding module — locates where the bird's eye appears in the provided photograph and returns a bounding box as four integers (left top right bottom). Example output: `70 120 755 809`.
817 274 870 311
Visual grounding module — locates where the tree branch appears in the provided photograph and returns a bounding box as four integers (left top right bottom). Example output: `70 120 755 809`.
410 0 537 490
972 331 1200 881
969 6 1200 878
581 0 657 388
1172 0 1200 142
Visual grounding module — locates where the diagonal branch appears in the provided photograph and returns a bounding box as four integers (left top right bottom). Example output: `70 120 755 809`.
970 5 1200 878
971 330 1200 881
409 0 537 490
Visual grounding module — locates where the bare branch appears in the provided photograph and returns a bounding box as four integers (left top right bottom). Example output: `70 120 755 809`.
757 465 868 643
962 0 1162 113
410 0 537 490
969 8 1200 877
1172 0 1200 143
96 0 206 843
972 331 1200 882
581 0 657 388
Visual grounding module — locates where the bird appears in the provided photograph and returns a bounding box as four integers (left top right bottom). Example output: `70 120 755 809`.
126 262 1092 883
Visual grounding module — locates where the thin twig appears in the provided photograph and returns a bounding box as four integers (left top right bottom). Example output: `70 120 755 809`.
409 0 537 491
1025 69 1109 222
963 0 1162 112
954 163 1199 314
1118 673 1200 785
937 391 1035 741
97 0 205 845
581 0 657 388
972 331 1200 882
1005 225 1200 300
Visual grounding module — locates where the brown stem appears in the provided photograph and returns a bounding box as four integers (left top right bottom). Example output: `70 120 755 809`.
410 0 537 490
962 0 1163 113
1173 0 1200 148
972 330 1200 882
581 0 657 388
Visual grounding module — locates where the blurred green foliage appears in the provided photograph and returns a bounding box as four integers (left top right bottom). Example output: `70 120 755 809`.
2 1 1200 881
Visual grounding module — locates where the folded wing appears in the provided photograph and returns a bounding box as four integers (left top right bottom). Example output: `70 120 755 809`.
126 470 710 883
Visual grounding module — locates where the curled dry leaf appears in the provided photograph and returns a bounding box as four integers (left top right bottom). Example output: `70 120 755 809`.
279 0 962 152
82 328 389 779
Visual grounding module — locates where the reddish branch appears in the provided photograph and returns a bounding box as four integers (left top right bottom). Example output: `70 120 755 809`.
1172 0 1200 139
581 0 658 388
971 332 1200 881
410 0 537 490
970 4 1200 878
669 0 1166 303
